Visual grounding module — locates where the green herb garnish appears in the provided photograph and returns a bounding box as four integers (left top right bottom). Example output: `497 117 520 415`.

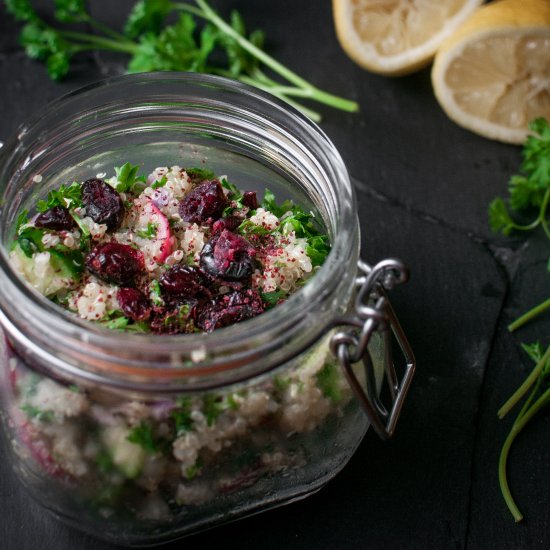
15 226 45 257
260 188 331 266
20 403 55 423
114 162 147 194
151 175 168 189
36 181 82 212
187 167 216 183
171 397 194 435
237 218 270 237
261 289 285 307
136 222 158 239
4 0 358 121
127 421 159 452
202 393 222 426
316 362 343 403
488 117 550 522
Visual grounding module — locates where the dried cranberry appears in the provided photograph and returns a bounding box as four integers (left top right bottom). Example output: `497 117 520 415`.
179 180 227 224
85 243 144 286
200 230 257 282
117 288 151 322
81 178 124 230
242 191 258 209
197 289 264 332
159 265 211 299
34 206 75 231
212 215 242 234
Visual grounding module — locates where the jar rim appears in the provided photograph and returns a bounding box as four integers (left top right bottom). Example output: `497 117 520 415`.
0 72 358 390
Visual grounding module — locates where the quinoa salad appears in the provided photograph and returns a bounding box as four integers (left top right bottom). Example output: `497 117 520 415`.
11 163 330 332
4 164 355 526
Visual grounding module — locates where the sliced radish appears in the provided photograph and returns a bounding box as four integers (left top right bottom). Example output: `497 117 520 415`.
17 419 69 479
134 199 175 264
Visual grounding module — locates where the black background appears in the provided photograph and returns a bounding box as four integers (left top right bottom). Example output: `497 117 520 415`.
1 1 549 549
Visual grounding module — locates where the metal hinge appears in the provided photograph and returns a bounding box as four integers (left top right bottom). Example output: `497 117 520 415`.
330 258 415 440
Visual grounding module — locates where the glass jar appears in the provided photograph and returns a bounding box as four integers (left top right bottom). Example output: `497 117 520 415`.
0 73 414 546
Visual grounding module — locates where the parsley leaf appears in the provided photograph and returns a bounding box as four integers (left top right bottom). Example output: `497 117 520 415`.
261 289 285 307
113 162 146 193
54 0 87 23
202 394 222 426
220 10 264 78
16 226 45 257
261 188 292 218
36 181 82 212
49 248 84 278
151 175 167 189
148 279 164 306
102 317 130 330
316 362 343 403
15 209 29 231
489 117 550 240
20 20 74 80
124 0 173 39
128 14 217 73
237 218 270 237
488 197 515 236
127 422 159 453
20 403 54 423
306 234 330 267
171 397 194 435
187 167 215 184
5 0 37 22
136 222 158 239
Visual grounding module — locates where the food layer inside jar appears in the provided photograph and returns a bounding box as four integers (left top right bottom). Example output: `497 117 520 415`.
4 164 353 527
10 163 330 333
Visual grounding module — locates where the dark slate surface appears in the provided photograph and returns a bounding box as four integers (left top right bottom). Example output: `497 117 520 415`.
1 1 549 549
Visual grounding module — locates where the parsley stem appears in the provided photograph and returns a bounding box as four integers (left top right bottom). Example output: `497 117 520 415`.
498 345 550 419
236 74 322 122
539 187 550 240
508 298 550 332
58 30 137 54
86 16 129 42
499 383 550 522
498 423 524 522
185 0 359 113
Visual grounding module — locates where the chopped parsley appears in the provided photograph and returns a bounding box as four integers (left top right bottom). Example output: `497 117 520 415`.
114 162 146 194
36 181 82 212
20 403 55 423
136 222 158 239
261 289 285 307
187 167 216 183
127 422 159 453
151 175 168 189
171 397 194 435
202 394 223 426
15 226 45 257
316 362 343 403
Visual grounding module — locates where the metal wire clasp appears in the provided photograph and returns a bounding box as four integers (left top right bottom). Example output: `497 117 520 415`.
330 258 415 440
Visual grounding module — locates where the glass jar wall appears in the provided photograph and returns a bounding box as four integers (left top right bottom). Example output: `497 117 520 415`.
0 74 379 546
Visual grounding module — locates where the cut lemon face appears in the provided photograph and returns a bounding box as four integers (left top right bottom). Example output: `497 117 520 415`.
332 0 483 76
432 0 550 144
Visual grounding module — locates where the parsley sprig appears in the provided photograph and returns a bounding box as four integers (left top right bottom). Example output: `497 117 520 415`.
261 189 330 267
5 0 358 122
488 117 550 522
36 181 82 211
489 118 550 331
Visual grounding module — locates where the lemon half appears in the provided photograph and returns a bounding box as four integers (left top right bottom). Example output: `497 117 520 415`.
332 0 484 76
432 0 550 144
